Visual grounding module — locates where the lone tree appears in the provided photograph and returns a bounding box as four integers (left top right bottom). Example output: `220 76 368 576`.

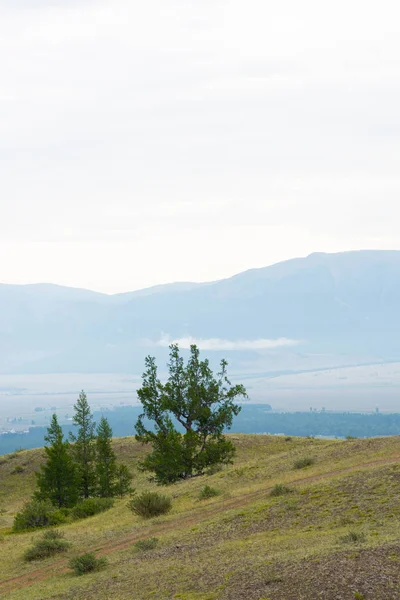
70 391 97 498
36 414 78 508
135 344 247 484
95 416 117 498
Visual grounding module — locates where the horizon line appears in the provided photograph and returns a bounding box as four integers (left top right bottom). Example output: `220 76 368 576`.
0 248 399 296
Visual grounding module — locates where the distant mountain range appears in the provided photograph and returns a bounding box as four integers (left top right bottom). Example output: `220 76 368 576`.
1 250 400 376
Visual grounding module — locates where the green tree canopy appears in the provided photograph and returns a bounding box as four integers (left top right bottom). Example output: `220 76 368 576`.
36 414 78 508
114 464 133 498
135 344 247 484
70 391 97 498
95 416 117 498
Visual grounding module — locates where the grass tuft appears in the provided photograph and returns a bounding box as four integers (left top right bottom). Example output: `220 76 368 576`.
340 530 366 544
270 484 293 497
134 537 159 552
293 456 315 469
11 465 24 475
198 486 220 500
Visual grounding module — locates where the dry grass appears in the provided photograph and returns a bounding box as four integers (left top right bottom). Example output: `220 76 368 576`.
0 434 399 599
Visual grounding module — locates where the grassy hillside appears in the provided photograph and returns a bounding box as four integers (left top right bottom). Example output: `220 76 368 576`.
0 435 399 599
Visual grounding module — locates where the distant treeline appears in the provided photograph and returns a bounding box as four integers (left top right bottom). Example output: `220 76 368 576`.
1 405 400 454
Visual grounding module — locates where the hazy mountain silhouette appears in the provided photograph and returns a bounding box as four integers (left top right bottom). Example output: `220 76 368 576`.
1 250 400 374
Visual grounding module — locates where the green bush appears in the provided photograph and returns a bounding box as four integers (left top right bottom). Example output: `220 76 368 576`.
69 552 107 576
14 497 115 532
128 492 172 519
340 530 366 544
198 485 220 500
134 537 159 552
50 508 70 525
11 465 24 474
71 498 114 520
270 484 292 497
24 530 70 561
293 456 315 470
42 529 65 540
13 500 60 532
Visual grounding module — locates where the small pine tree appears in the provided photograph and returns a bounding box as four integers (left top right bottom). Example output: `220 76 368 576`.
114 464 133 498
70 391 97 499
36 414 78 508
95 417 117 498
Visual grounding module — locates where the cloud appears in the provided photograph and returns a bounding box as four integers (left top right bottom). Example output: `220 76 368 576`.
155 335 300 351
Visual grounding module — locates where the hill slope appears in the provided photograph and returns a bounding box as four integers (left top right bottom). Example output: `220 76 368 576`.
1 434 399 599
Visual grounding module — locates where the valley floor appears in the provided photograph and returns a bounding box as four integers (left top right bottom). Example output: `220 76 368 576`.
1 435 400 599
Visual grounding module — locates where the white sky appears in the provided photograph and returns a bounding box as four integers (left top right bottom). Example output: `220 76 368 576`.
1 0 400 293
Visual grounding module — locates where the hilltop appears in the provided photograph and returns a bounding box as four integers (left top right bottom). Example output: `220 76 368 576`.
1 434 399 599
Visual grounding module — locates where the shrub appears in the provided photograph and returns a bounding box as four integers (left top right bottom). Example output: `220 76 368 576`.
69 552 107 576
24 530 70 561
134 537 159 552
11 465 24 474
198 485 220 500
293 457 315 470
354 593 365 600
42 529 66 540
270 484 292 497
48 508 70 525
13 500 59 532
284 436 292 442
71 497 114 520
340 531 366 544
128 492 172 518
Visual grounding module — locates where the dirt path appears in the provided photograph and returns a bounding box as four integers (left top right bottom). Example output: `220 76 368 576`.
1 455 399 596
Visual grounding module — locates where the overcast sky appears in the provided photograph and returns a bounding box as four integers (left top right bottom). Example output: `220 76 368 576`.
1 0 400 293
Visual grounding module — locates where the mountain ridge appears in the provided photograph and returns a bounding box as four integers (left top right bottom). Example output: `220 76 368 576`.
1 249 400 375
3 249 400 297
